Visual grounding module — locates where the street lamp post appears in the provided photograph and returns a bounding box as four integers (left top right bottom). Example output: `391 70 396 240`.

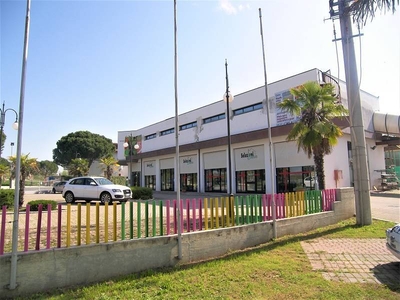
10 142 15 188
0 102 19 159
224 59 234 196
123 134 139 186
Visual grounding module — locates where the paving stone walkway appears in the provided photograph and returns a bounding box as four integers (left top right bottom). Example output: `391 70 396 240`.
301 238 400 285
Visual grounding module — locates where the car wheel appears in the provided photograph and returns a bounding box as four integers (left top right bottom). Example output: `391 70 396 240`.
100 192 112 205
65 192 75 204
52 188 56 194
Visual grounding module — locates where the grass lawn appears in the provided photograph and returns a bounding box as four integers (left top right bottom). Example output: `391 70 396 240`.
22 218 399 300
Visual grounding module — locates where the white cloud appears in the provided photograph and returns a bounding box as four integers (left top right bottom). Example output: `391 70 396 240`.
219 0 237 15
218 1 251 15
238 4 250 11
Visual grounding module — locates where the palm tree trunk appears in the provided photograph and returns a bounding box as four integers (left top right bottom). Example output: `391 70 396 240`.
313 149 325 190
19 175 26 208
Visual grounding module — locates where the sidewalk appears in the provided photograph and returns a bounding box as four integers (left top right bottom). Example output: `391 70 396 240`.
301 238 400 286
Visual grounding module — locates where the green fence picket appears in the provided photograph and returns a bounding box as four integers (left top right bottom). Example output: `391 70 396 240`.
130 201 134 239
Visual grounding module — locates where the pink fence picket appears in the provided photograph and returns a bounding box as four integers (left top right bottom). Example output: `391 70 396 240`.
166 200 171 235
46 204 52 249
192 199 196 232
173 200 177 234
57 204 62 248
24 205 31 252
35 204 43 250
0 206 6 255
186 199 190 232
276 193 286 219
322 189 335 211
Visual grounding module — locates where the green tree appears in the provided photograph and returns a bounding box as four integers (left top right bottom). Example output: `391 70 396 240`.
99 156 120 180
349 0 399 25
68 158 89 177
277 81 348 190
10 154 39 208
38 160 59 180
0 163 10 188
0 131 6 155
53 131 114 168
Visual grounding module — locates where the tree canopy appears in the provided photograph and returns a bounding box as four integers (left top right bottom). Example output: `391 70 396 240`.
38 160 59 179
99 156 120 179
53 131 115 168
277 81 348 190
68 158 89 177
349 0 399 25
10 154 39 207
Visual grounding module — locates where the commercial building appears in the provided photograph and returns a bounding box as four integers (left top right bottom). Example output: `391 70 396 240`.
117 68 396 193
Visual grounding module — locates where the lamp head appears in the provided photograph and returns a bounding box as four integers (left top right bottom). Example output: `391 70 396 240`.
134 144 140 150
123 142 129 148
12 122 19 130
223 92 234 103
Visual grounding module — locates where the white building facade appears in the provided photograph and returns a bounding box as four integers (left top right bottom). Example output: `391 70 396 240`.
117 68 386 193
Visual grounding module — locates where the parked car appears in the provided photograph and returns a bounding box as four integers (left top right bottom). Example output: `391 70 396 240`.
52 181 67 194
304 176 315 188
386 223 400 260
62 176 132 204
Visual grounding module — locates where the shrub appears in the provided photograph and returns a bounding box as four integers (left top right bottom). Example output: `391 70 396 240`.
131 187 153 200
111 176 127 186
27 200 58 211
0 189 15 209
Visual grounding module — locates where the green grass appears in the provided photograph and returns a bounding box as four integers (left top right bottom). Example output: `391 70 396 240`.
21 218 399 300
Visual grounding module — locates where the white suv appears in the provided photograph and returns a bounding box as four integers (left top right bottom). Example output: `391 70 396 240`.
62 176 132 204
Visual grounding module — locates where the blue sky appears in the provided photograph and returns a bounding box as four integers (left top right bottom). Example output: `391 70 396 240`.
1 0 399 162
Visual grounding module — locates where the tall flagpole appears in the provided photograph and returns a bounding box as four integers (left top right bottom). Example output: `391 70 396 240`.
259 8 277 239
174 0 182 259
10 0 31 290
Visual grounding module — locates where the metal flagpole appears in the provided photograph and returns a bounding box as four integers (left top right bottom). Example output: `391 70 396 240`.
174 0 182 259
259 8 277 239
10 0 31 290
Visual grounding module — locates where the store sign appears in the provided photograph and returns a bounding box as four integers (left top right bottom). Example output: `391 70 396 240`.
183 157 194 165
146 163 154 168
241 149 258 160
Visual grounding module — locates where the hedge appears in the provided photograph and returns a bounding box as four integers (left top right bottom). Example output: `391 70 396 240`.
0 189 14 208
131 187 153 200
27 200 58 211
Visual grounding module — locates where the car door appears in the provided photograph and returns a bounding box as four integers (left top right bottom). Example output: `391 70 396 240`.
70 178 86 198
83 178 100 199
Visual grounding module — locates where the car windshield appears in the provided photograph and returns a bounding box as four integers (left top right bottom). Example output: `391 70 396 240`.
94 177 114 185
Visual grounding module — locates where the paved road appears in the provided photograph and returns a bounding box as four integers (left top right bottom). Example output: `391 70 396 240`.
370 194 400 223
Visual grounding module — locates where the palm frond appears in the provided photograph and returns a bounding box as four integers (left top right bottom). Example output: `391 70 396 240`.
349 0 399 25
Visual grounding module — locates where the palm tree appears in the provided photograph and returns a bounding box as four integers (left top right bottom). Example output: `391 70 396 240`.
99 156 119 180
0 164 10 188
68 158 89 177
277 81 348 190
9 154 39 208
349 0 399 25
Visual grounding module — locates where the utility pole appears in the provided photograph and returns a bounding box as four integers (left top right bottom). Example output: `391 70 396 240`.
330 0 372 225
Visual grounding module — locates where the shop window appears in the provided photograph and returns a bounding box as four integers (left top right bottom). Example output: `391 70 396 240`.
235 169 265 193
276 166 315 193
145 175 156 190
180 173 197 192
205 169 226 192
161 169 174 191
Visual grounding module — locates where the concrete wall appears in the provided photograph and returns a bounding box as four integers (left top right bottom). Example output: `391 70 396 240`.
0 188 354 299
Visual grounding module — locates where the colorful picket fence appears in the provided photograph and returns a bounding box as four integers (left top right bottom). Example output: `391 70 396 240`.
0 189 336 255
